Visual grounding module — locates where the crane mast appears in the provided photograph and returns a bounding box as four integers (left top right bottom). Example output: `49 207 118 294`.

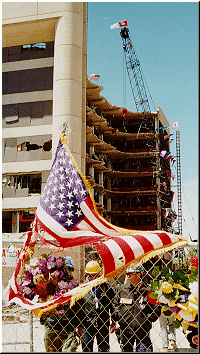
120 27 151 113
120 25 162 229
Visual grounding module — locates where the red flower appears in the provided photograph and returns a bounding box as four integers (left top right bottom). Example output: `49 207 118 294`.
189 257 198 273
147 289 160 305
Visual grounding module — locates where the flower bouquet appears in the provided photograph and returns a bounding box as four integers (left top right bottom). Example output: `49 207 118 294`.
18 254 78 304
147 257 198 349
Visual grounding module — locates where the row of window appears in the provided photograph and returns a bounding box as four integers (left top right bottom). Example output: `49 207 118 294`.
2 41 54 63
2 100 53 128
3 67 53 95
2 174 42 194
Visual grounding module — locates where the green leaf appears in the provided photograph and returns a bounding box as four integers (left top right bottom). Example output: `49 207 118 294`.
152 266 160 278
173 320 181 329
188 269 198 283
150 280 161 291
183 278 190 289
172 270 188 282
161 266 170 277
149 292 158 299
166 273 174 282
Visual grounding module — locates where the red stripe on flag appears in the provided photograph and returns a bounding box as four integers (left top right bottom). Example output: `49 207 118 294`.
36 216 104 248
133 235 154 253
94 242 116 275
9 286 18 302
36 215 65 245
112 237 135 264
155 232 172 246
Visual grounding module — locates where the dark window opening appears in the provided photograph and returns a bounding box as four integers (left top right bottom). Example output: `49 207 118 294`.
17 139 52 152
28 175 41 194
2 211 12 233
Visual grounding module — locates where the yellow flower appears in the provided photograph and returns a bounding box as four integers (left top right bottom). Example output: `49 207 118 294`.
161 281 173 294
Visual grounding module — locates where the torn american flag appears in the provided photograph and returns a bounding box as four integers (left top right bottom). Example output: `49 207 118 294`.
4 133 188 314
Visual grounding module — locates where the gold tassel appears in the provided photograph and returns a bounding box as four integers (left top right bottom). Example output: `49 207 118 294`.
70 276 107 307
32 302 59 318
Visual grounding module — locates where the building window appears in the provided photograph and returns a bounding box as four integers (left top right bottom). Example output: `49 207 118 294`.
22 43 46 50
2 173 42 195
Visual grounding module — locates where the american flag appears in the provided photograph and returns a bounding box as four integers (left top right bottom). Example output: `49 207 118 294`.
4 133 188 313
34 134 188 275
89 74 100 81
163 151 172 162
36 135 120 248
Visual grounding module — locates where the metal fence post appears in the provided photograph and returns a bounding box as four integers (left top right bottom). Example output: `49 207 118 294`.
29 311 34 352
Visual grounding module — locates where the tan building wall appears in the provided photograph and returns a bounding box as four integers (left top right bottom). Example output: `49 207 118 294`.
2 1 87 169
2 1 87 265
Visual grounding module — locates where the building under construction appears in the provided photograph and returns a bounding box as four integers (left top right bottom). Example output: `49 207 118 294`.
86 80 173 232
2 2 175 237
2 74 173 234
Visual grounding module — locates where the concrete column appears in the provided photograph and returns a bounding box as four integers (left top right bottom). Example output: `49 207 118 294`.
107 159 112 214
99 172 103 205
12 211 19 233
81 2 87 175
52 3 84 170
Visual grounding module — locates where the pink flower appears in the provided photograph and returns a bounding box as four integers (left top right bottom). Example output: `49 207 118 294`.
56 258 64 268
58 280 69 289
51 270 60 277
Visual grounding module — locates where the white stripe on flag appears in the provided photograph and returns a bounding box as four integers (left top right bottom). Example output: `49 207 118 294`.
80 201 121 237
76 218 97 232
118 236 145 259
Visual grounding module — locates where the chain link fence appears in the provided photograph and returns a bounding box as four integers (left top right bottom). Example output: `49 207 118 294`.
2 244 198 352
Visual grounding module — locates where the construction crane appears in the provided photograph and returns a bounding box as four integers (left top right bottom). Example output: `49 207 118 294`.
120 26 151 113
120 25 182 235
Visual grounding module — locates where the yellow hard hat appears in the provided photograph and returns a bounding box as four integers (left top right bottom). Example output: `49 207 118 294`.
85 260 101 274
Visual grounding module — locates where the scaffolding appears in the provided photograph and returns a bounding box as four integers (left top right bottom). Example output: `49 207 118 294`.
176 130 182 234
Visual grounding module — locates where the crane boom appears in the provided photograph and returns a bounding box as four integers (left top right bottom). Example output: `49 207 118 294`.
120 27 151 113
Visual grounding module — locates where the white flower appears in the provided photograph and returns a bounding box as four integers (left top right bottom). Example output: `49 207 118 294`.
32 294 40 304
25 264 31 271
179 310 194 322
189 282 198 298
30 257 38 267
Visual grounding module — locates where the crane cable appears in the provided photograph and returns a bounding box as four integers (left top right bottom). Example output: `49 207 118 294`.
182 187 198 232
140 66 156 112
123 51 126 108
170 160 197 233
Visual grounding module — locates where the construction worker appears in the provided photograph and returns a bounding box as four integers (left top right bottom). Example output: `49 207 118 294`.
81 260 116 352
40 256 85 352
112 264 161 352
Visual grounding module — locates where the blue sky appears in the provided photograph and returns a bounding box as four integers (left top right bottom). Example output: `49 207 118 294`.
87 1 198 242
